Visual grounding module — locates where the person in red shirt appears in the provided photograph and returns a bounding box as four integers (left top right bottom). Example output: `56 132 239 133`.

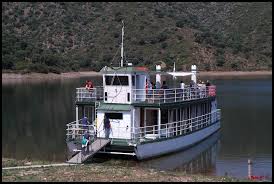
85 80 90 90
88 81 93 89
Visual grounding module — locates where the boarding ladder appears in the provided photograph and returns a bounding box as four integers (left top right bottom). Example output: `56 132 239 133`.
66 115 110 164
67 137 110 164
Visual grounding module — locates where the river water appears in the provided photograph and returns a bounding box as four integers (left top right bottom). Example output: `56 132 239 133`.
2 75 272 179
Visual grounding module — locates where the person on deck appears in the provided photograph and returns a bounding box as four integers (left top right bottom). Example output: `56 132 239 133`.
85 80 94 98
88 80 94 89
206 80 211 87
81 131 89 154
161 81 168 89
82 116 89 130
85 80 91 90
180 81 185 100
160 81 169 102
84 130 91 153
103 115 111 139
151 82 156 89
189 80 197 98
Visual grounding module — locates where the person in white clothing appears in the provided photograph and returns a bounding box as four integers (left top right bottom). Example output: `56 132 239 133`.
180 81 185 89
180 81 185 100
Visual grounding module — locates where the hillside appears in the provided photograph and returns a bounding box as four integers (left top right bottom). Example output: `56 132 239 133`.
2 2 272 73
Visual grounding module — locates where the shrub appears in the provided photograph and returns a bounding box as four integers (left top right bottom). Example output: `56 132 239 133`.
114 12 123 22
157 32 168 42
216 55 225 67
161 42 168 49
79 59 91 68
2 55 15 69
14 61 31 70
28 63 49 73
114 33 119 38
194 33 202 43
231 62 239 70
71 63 80 71
204 63 211 71
48 66 62 74
20 69 31 74
176 20 185 28
139 39 145 45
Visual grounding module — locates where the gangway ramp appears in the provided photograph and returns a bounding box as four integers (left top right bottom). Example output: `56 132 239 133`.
67 138 110 164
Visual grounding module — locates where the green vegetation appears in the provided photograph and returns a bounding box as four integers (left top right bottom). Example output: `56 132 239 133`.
2 2 272 73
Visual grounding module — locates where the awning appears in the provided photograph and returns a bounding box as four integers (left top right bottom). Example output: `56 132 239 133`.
97 103 131 111
166 72 192 77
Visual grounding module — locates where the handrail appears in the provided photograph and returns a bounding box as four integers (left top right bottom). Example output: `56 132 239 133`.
132 85 216 104
66 119 96 141
131 109 221 143
75 85 215 104
66 109 220 145
84 109 220 144
75 87 104 102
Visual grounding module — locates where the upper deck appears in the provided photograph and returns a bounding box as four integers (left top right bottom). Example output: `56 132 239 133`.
75 85 216 106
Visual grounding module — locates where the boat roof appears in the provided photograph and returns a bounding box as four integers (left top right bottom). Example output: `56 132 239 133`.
97 102 131 111
100 66 194 77
100 66 149 74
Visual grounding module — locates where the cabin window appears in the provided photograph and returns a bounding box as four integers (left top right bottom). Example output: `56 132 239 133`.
132 75 135 86
127 93 130 102
105 113 123 120
105 75 129 86
105 92 107 101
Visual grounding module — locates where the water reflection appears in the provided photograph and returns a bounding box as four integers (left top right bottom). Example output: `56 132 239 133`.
1 76 272 179
140 131 220 175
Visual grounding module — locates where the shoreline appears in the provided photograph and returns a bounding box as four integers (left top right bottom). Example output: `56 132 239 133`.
2 71 101 80
2 70 272 81
2 157 249 182
2 71 101 84
198 70 272 76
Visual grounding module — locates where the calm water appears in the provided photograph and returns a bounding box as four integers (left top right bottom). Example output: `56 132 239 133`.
2 75 272 179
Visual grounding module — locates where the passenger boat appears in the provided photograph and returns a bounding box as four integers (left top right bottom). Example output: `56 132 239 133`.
65 22 221 163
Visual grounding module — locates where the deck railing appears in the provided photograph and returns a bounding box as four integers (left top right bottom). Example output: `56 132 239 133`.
66 109 221 144
131 109 221 143
76 87 104 102
132 85 216 104
66 119 95 141
75 85 215 104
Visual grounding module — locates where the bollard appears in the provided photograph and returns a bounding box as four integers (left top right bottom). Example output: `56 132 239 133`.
248 159 252 179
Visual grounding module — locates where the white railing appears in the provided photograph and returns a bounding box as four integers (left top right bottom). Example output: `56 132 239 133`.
76 87 104 102
66 119 96 141
90 109 220 144
131 109 221 143
132 85 216 104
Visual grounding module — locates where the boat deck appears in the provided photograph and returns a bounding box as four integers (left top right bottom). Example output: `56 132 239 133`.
75 85 216 106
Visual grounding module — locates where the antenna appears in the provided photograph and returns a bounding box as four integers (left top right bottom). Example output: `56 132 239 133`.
121 20 124 67
173 62 176 72
173 62 176 80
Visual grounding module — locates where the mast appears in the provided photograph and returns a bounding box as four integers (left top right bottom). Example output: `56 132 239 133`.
121 20 124 67
173 62 176 80
173 62 176 72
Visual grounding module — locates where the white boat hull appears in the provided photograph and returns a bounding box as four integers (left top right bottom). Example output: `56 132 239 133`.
135 121 221 160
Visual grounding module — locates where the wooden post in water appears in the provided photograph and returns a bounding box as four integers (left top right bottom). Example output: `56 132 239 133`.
248 159 252 179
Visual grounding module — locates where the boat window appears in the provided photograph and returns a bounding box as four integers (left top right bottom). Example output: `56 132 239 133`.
105 113 123 120
132 75 135 86
105 75 129 86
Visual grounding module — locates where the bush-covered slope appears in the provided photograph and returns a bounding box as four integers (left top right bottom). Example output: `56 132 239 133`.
2 2 272 73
